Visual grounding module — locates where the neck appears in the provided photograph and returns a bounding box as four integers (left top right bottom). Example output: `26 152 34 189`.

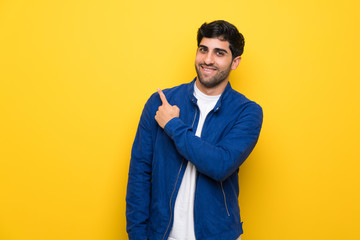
195 78 228 96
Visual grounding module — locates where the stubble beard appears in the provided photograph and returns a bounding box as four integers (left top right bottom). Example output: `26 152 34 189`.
195 63 232 89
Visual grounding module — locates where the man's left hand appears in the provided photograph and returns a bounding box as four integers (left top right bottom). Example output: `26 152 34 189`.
155 88 180 129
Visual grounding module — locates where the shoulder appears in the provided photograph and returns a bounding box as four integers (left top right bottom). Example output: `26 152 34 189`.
147 81 192 106
226 87 263 122
162 82 190 99
229 87 262 108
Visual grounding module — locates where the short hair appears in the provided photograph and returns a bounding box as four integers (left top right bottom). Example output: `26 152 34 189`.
197 20 245 59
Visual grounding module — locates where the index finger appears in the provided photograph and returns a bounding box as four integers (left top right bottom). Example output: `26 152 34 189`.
157 88 169 105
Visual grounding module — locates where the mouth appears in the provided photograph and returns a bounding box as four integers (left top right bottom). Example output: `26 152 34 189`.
200 65 217 73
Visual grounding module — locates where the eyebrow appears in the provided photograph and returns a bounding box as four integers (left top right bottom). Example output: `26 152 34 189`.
199 45 228 54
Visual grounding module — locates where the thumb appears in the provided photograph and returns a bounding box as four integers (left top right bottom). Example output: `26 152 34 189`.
157 88 169 105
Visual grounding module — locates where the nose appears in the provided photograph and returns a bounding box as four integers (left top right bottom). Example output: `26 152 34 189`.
204 52 214 65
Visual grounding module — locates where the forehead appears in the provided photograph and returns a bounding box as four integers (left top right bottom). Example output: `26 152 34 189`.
199 37 230 51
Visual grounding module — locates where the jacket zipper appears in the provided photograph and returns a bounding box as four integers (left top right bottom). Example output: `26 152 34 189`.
221 181 230 217
162 108 198 240
191 107 198 128
161 159 184 240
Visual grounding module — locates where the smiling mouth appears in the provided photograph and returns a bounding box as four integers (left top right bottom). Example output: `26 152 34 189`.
200 65 217 72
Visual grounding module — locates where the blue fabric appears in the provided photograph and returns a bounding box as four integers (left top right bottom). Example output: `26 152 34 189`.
126 79 263 240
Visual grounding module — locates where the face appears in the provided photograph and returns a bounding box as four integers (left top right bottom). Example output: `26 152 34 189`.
195 37 241 89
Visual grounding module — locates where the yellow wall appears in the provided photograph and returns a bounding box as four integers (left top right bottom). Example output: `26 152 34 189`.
1 0 359 239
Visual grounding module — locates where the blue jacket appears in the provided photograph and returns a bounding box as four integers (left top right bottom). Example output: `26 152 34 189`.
126 79 263 240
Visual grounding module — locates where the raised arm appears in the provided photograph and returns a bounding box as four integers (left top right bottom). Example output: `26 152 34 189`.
155 89 263 182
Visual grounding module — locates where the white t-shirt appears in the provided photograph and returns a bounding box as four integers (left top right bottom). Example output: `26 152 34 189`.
168 84 220 240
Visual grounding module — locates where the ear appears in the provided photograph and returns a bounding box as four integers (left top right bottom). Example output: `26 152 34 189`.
231 56 241 70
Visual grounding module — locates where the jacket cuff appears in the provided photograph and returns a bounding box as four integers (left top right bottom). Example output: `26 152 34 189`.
164 117 185 138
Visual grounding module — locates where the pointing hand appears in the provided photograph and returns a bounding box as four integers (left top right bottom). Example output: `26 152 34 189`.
155 88 180 129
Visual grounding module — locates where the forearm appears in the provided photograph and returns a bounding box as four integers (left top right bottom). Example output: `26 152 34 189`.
164 106 262 182
126 136 152 240
126 173 151 240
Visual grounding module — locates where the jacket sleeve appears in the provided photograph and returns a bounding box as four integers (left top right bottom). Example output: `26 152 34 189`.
126 96 155 240
164 102 263 182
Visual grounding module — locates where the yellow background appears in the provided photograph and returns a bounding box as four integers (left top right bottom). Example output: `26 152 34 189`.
1 0 359 239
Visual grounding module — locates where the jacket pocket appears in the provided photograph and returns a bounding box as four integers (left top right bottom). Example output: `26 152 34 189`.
220 181 230 217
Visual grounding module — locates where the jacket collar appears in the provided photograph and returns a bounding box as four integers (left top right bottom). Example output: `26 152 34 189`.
187 77 233 113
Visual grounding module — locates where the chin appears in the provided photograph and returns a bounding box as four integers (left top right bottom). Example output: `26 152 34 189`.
198 78 222 89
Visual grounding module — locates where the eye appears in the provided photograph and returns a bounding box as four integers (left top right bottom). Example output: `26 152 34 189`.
199 47 207 53
216 51 225 56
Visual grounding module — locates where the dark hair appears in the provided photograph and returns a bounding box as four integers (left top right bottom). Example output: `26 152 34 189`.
197 20 245 59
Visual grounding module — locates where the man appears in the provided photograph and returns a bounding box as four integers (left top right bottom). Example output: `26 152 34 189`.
126 20 263 240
